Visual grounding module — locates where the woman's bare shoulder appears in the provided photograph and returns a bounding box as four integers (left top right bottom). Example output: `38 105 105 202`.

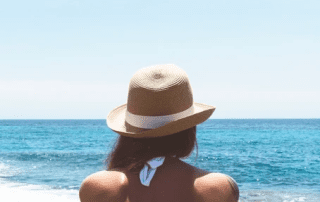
79 170 129 202
194 173 239 202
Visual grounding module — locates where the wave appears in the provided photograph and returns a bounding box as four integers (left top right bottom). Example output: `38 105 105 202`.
240 190 320 202
0 161 79 202
0 180 79 202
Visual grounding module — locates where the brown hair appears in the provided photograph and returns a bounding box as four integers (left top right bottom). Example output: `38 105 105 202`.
106 126 197 173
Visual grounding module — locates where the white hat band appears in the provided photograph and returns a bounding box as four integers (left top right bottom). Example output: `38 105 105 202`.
125 106 195 129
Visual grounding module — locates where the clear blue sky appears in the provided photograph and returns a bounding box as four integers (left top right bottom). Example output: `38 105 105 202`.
1 0 319 119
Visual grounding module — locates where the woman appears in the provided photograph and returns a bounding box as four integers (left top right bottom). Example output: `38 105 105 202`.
79 64 239 202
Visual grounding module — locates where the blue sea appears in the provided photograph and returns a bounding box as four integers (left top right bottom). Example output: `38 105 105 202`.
1 119 320 202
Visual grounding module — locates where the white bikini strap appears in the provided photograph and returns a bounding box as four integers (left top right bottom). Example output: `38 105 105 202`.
139 157 165 186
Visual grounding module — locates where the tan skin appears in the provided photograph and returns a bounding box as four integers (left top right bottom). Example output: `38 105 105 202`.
79 157 238 202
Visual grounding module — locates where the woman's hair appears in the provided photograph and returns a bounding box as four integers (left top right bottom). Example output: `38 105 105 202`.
105 126 197 173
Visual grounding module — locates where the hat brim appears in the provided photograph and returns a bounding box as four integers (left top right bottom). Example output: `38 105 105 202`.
107 103 215 138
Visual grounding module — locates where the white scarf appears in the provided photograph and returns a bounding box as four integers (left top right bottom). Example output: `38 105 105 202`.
139 157 165 186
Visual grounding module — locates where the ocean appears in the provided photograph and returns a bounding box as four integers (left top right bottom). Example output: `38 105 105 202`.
0 119 319 202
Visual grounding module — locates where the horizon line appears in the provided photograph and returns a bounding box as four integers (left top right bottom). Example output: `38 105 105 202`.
1 118 319 120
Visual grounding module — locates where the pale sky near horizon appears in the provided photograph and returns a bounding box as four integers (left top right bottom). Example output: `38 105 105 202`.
1 0 319 119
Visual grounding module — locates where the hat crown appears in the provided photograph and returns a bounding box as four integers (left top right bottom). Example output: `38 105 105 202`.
127 64 193 116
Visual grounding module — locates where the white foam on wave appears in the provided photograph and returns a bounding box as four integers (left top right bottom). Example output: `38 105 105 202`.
240 190 320 202
0 160 79 202
0 162 15 177
0 180 79 202
0 159 26 180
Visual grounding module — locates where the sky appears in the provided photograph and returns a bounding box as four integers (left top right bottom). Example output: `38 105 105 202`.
0 0 319 119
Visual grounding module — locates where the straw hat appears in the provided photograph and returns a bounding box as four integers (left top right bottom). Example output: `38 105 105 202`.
107 64 215 138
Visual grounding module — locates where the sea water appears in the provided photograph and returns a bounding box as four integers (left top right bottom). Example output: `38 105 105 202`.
0 119 319 202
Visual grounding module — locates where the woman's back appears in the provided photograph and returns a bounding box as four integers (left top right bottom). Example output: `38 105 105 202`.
80 157 239 202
